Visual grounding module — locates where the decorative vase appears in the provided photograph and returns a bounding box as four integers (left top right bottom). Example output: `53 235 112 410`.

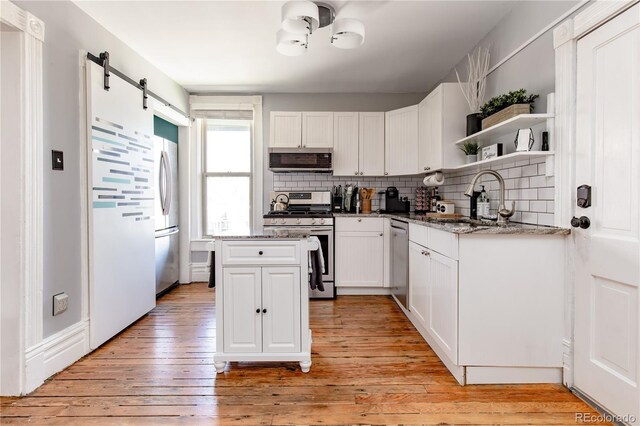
466 113 482 136
466 154 477 164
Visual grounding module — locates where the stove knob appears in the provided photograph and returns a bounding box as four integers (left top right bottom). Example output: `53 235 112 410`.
296 218 301 224
320 218 325 224
280 218 286 224
311 219 316 224
271 219 277 225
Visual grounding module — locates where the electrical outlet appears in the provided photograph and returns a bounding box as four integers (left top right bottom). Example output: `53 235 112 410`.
53 293 68 316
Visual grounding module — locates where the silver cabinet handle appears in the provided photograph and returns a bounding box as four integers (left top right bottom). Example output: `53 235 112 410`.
379 233 383 236
357 218 362 222
384 172 389 176
355 171 358 175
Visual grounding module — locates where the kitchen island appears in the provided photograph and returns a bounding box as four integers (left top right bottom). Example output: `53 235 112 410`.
212 232 318 373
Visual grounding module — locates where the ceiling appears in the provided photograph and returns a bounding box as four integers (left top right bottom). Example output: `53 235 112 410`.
75 1 514 93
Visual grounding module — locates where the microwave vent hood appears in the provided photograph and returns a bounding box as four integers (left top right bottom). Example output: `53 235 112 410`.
268 148 332 173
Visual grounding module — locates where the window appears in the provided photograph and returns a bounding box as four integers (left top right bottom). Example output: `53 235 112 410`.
202 111 253 236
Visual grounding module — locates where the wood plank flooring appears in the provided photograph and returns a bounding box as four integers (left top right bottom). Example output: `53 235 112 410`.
1 282 606 425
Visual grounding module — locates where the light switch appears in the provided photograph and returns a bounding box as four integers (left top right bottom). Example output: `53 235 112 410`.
52 150 64 171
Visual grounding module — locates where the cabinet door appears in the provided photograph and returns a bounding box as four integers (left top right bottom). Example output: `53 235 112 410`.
418 97 431 174
427 250 458 363
223 268 262 353
270 112 302 148
409 242 429 327
385 105 419 176
262 267 301 353
359 112 385 176
302 112 333 148
333 112 360 176
335 231 384 287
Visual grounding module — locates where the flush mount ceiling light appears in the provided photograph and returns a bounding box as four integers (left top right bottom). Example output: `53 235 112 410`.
276 1 364 55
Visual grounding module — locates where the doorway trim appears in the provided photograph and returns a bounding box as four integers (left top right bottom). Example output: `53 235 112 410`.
0 1 45 395
553 0 640 389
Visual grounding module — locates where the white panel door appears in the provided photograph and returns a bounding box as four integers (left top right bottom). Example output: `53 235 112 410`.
428 250 458 363
223 267 262 353
408 242 429 327
262 267 301 353
335 231 384 287
385 105 419 176
333 112 359 176
359 112 385 176
574 5 640 424
86 60 156 349
427 87 443 171
302 112 333 148
270 112 302 147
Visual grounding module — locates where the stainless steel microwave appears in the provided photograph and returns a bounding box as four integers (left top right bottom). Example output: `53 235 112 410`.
268 148 332 173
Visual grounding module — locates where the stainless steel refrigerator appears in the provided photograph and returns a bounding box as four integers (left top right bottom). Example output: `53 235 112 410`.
154 135 179 295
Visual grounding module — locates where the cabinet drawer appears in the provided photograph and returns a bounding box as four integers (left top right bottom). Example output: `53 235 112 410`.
336 217 384 232
408 224 458 260
221 241 300 266
429 228 458 260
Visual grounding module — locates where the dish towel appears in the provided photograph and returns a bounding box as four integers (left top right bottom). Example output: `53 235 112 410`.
308 236 325 292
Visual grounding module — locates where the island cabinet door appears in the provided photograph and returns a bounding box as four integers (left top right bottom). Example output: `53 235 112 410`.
427 250 459 364
261 267 301 353
223 268 262 353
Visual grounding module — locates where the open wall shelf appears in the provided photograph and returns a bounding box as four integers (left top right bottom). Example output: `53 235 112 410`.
442 151 555 173
455 114 554 146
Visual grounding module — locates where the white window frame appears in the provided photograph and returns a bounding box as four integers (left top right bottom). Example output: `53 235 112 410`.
201 117 254 237
189 96 264 239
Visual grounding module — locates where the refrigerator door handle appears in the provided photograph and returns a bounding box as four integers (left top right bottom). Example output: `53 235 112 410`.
159 150 167 215
162 149 172 215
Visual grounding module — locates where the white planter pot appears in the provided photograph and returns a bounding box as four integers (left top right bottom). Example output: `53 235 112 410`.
465 154 478 164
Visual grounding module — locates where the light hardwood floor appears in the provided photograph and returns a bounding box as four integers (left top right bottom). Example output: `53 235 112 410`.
1 282 606 425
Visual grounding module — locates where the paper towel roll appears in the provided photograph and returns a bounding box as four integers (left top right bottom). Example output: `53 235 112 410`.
423 172 444 187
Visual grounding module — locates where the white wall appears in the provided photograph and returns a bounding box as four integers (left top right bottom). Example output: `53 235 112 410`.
13 0 189 338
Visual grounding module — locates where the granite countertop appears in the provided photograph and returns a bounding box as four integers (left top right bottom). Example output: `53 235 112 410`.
333 212 571 236
212 229 311 240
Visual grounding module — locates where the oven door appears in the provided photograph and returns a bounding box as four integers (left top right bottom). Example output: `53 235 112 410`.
264 226 333 282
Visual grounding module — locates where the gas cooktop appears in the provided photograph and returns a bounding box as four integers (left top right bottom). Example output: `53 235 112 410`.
264 211 333 218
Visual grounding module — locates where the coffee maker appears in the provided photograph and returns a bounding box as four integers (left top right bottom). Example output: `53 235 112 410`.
384 187 410 213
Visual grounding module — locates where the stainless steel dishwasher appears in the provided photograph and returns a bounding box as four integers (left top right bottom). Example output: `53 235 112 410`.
390 219 409 309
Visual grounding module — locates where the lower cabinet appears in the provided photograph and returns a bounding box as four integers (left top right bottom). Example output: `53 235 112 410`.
222 266 301 354
409 241 458 363
335 218 385 288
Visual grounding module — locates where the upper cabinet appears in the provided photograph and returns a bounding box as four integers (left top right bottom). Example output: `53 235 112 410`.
333 112 385 177
270 112 302 148
302 112 333 148
385 105 419 176
333 112 360 176
418 83 467 172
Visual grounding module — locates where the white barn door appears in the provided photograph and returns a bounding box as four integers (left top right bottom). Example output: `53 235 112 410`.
574 4 640 424
86 60 156 348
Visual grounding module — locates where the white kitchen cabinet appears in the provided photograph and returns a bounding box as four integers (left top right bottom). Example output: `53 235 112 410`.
215 239 313 373
302 112 333 148
359 112 385 176
333 112 385 177
402 223 565 385
261 267 301 353
333 112 360 176
427 249 458 364
408 241 428 326
335 217 384 288
417 83 467 172
385 105 419 175
270 112 302 148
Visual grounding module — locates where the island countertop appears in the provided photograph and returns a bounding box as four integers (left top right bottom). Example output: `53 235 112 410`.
211 229 311 240
333 212 571 236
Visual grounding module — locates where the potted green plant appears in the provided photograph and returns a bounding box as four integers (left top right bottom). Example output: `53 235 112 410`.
459 141 480 164
479 89 539 129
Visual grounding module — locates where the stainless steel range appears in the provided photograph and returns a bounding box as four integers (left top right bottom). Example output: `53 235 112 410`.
264 191 334 299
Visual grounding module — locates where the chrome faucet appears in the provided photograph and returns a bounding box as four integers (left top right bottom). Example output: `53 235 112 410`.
464 170 515 225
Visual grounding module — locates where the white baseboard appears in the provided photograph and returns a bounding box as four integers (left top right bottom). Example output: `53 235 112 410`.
336 287 391 295
466 366 563 385
24 320 89 394
191 262 210 282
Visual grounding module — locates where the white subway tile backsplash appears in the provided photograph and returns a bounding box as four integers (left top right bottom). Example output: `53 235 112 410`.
538 187 555 200
530 200 547 212
522 165 538 177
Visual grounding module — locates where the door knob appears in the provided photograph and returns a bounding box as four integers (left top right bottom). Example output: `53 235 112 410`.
571 216 591 229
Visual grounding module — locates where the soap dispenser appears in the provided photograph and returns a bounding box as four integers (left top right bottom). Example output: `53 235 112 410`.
477 185 490 218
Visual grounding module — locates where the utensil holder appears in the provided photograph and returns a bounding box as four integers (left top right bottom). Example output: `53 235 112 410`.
362 199 371 214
